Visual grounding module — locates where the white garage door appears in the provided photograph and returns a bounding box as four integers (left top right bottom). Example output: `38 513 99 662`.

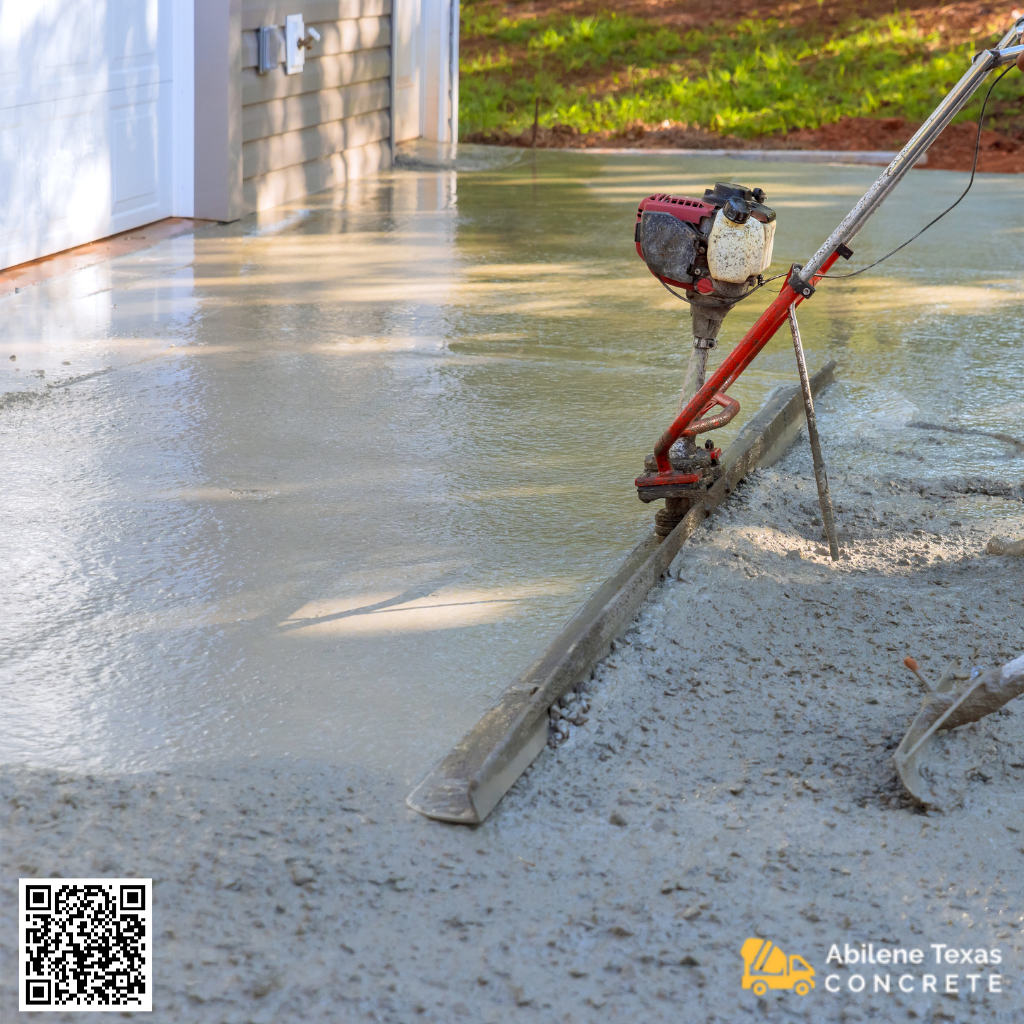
0 0 190 270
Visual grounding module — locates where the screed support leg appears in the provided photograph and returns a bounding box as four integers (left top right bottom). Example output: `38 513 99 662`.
787 304 839 561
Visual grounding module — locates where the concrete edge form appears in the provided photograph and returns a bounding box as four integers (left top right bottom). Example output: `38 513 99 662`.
406 361 837 824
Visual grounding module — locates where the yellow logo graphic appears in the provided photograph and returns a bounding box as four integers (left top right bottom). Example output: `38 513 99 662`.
741 938 816 997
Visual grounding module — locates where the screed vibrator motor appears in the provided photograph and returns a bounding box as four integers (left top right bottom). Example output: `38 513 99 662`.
633 182 781 537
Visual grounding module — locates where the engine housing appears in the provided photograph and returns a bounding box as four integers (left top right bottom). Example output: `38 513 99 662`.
634 182 776 294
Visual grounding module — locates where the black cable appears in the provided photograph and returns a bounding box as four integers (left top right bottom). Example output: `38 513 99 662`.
817 63 1013 280
658 279 689 302
659 270 787 306
732 271 788 303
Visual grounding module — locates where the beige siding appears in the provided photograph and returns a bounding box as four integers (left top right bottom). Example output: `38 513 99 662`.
305 16 391 56
242 49 390 105
239 0 391 214
241 0 389 31
243 110 389 177
242 139 390 213
243 78 389 143
242 17 390 66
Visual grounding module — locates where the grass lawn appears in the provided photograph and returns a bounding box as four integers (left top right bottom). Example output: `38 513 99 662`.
459 0 1024 142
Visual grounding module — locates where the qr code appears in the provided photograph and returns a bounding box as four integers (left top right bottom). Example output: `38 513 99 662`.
19 878 152 1012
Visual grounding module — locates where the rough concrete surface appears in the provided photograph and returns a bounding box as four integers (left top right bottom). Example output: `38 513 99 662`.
3 445 1023 1023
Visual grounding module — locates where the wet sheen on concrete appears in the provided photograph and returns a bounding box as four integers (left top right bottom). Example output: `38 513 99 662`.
1 150 1021 780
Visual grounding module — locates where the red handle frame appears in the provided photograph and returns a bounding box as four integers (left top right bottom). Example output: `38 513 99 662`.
652 255 842 474
681 392 740 436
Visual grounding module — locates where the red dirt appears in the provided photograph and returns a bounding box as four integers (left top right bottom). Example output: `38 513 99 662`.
466 115 1024 172
787 116 1024 172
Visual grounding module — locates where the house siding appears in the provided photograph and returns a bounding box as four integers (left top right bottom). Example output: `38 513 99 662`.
239 0 392 214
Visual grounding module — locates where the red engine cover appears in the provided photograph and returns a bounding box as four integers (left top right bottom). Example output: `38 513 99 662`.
634 193 716 263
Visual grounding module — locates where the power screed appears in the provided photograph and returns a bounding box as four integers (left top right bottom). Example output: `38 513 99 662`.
632 17 1024 551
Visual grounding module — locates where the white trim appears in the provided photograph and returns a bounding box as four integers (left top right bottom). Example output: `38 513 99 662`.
419 0 458 143
449 0 459 144
171 0 194 216
389 3 397 160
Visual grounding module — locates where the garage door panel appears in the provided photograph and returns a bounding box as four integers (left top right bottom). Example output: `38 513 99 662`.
111 87 172 230
110 0 161 72
39 0 99 73
39 99 112 246
112 105 159 210
1 0 175 269
0 7 23 98
0 95 111 268
0 124 26 257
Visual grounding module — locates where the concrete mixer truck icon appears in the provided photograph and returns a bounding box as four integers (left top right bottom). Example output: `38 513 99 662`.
740 938 816 996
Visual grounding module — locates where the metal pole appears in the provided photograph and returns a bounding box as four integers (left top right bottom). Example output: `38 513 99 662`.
787 305 839 561
801 23 1024 279
677 340 712 413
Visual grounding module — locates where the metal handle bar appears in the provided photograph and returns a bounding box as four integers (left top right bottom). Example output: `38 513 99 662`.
803 23 1024 278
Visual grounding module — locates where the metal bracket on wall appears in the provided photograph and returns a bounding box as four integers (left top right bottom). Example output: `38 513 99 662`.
254 18 319 76
256 26 281 74
285 14 306 74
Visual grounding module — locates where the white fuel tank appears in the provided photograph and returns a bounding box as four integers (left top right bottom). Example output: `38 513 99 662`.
707 203 775 284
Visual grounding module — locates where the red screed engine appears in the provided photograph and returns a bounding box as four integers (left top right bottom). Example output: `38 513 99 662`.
634 181 776 296
632 182 777 536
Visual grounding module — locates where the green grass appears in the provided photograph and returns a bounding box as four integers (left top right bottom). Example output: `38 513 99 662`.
459 6 1024 139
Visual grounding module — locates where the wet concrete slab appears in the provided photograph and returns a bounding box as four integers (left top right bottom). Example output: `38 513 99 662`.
1 151 1021 780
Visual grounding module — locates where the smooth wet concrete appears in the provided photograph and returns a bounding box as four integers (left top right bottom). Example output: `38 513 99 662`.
2 151 1022 780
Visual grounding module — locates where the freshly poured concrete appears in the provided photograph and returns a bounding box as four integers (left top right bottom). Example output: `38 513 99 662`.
2 152 1022 778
